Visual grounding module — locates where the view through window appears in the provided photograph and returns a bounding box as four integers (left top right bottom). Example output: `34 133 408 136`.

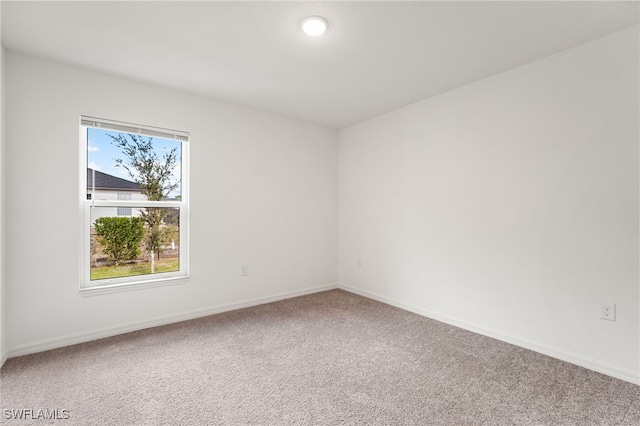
82 117 188 289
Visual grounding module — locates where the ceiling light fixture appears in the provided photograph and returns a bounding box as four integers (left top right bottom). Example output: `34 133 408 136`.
301 16 328 36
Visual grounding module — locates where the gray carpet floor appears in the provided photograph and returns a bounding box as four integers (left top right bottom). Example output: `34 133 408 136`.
1 289 638 425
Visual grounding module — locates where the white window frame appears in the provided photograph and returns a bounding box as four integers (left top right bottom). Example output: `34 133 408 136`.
80 116 189 293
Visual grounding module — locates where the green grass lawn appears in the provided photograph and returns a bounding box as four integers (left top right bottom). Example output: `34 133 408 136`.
91 258 179 280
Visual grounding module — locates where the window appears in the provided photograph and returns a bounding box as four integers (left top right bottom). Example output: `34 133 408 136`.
117 193 132 216
81 116 189 291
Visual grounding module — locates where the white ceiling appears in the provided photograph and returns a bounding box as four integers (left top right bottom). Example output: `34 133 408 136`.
1 1 638 129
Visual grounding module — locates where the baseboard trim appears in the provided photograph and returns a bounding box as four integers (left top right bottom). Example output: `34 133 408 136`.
338 283 639 385
6 283 339 360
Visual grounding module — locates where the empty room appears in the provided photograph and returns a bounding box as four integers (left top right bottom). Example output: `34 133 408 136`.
0 1 639 424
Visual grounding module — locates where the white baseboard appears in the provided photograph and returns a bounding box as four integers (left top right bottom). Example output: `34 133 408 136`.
7 282 637 385
338 283 640 385
6 283 338 359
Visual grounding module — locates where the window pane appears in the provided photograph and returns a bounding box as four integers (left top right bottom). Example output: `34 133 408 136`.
117 193 132 216
90 207 180 281
87 127 182 201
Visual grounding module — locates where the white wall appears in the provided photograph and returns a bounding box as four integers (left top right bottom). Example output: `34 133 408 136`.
4 51 338 355
338 26 639 383
1 42 6 366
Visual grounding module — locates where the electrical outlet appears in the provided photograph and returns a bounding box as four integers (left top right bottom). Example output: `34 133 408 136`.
357 258 363 268
241 265 248 276
600 301 616 321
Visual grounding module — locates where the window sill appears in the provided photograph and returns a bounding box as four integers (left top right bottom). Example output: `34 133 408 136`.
79 275 189 296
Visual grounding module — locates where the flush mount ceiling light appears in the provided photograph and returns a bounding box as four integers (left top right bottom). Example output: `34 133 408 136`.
301 16 328 36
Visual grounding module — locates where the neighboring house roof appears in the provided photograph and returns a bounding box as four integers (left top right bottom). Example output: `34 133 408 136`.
87 168 141 191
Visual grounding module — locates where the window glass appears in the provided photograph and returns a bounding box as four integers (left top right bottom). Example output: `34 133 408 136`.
82 117 188 290
90 207 180 281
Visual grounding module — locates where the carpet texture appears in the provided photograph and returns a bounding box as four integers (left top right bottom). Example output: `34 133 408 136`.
1 289 638 425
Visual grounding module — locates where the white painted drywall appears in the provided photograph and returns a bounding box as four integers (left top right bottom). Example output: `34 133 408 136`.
4 51 338 354
338 26 639 383
1 43 6 367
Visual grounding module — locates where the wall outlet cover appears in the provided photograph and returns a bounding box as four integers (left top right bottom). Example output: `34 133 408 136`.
600 301 616 321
